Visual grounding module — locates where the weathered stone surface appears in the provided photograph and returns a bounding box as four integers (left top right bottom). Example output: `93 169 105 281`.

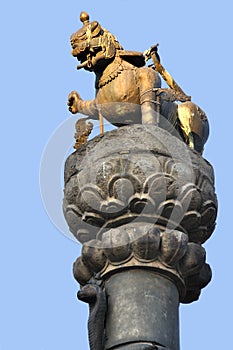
64 124 217 243
73 222 209 303
65 13 217 350
160 230 188 266
64 124 217 303
104 270 180 350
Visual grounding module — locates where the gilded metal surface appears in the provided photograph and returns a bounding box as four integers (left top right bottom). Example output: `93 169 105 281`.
177 102 209 153
68 12 209 153
73 117 93 149
144 44 191 102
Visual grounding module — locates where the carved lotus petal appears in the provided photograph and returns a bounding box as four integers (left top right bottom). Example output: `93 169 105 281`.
102 228 132 263
64 205 102 243
205 224 216 240
160 230 188 266
144 174 167 198
163 158 177 177
198 177 216 203
181 290 201 304
78 185 104 213
180 211 201 232
109 177 135 203
181 263 212 303
200 200 217 227
82 211 105 226
131 225 161 261
179 184 202 212
171 162 195 187
178 243 206 278
185 263 212 290
158 199 184 224
76 227 97 244
166 179 179 199
100 199 126 216
186 227 208 244
64 205 81 236
129 196 155 214
81 239 107 273
73 256 92 286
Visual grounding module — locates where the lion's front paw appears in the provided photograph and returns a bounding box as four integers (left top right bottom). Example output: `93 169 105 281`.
67 91 82 114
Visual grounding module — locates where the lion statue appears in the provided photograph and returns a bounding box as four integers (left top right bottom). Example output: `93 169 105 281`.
68 11 209 153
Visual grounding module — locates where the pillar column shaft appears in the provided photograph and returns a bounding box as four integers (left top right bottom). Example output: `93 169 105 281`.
105 269 179 350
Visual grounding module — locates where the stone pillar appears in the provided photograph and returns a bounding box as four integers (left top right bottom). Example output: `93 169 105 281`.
104 269 180 350
63 125 217 350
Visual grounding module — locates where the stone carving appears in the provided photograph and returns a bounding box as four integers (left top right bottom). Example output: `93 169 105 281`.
73 228 212 304
63 124 217 303
64 12 218 350
67 12 209 153
77 279 106 350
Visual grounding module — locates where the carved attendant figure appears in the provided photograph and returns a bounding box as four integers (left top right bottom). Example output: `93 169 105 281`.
77 280 107 350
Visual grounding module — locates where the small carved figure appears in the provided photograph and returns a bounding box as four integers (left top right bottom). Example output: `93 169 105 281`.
68 11 209 153
73 117 93 149
77 279 107 350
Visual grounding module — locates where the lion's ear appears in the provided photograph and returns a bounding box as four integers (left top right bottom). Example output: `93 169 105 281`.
90 21 102 37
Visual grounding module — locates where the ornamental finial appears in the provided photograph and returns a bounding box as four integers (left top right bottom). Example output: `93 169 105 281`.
80 11 90 25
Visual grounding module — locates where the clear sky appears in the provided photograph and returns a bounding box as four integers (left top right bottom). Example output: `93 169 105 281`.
1 0 232 349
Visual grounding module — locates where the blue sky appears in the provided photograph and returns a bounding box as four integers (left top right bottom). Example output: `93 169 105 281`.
1 0 232 349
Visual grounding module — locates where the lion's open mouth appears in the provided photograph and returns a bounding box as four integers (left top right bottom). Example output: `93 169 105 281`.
71 44 89 62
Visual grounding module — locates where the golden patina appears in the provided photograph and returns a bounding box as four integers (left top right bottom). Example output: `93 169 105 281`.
68 12 209 153
73 117 93 150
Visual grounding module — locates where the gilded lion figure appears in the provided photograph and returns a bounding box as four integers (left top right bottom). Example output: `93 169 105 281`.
68 12 209 153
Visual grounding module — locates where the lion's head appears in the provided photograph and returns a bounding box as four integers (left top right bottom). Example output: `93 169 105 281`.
70 12 123 71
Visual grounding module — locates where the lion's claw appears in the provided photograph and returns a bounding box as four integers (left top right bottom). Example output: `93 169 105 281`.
67 91 82 114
